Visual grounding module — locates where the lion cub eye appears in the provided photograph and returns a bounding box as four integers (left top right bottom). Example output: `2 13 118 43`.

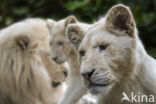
98 44 108 52
99 45 107 50
79 50 85 57
58 42 63 46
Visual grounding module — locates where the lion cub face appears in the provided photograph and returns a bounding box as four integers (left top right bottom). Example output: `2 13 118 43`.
67 4 136 95
47 16 77 64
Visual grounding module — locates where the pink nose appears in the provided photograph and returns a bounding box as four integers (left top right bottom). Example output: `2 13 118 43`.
81 69 95 80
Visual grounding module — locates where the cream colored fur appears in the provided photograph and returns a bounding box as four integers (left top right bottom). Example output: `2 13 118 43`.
47 16 96 104
0 18 66 104
77 94 97 104
40 49 67 83
67 4 156 104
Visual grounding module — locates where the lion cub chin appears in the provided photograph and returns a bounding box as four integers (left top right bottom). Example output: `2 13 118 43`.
67 4 156 104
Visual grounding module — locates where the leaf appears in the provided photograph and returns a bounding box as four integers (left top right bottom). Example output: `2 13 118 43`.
64 0 89 11
96 0 102 8
147 48 156 57
5 17 13 25
13 7 29 15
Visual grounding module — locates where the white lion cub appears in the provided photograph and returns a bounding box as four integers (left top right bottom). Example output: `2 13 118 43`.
47 16 96 104
67 4 156 104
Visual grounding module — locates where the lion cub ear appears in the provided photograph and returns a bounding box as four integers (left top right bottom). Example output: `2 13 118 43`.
64 15 77 27
66 24 84 49
104 4 135 37
15 35 40 51
46 19 56 30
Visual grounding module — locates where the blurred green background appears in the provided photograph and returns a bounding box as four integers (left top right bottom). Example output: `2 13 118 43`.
0 0 156 57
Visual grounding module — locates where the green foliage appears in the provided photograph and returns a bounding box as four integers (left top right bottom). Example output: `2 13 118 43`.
148 48 156 57
64 0 89 11
0 0 155 57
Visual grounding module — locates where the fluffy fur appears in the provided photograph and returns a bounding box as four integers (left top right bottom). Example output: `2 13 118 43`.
40 49 67 83
0 18 66 104
47 16 95 104
67 4 156 104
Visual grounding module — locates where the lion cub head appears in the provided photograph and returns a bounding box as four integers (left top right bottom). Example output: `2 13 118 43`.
47 16 78 64
67 4 137 95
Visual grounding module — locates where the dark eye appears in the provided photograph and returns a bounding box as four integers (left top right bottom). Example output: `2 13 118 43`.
50 41 53 45
99 44 108 51
58 42 63 46
79 50 85 57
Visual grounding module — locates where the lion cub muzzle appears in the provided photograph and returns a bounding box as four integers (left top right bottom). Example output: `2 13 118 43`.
81 68 113 94
81 69 95 81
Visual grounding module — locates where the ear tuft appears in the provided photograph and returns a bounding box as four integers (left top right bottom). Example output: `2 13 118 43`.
15 35 30 51
64 15 77 27
105 4 135 37
46 19 56 30
66 24 83 49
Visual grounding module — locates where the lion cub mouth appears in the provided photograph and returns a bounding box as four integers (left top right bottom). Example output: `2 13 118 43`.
83 77 112 88
89 83 112 94
91 83 110 87
86 81 113 94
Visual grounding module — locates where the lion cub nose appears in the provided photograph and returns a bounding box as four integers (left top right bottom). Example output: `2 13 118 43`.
52 56 58 61
81 69 95 80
